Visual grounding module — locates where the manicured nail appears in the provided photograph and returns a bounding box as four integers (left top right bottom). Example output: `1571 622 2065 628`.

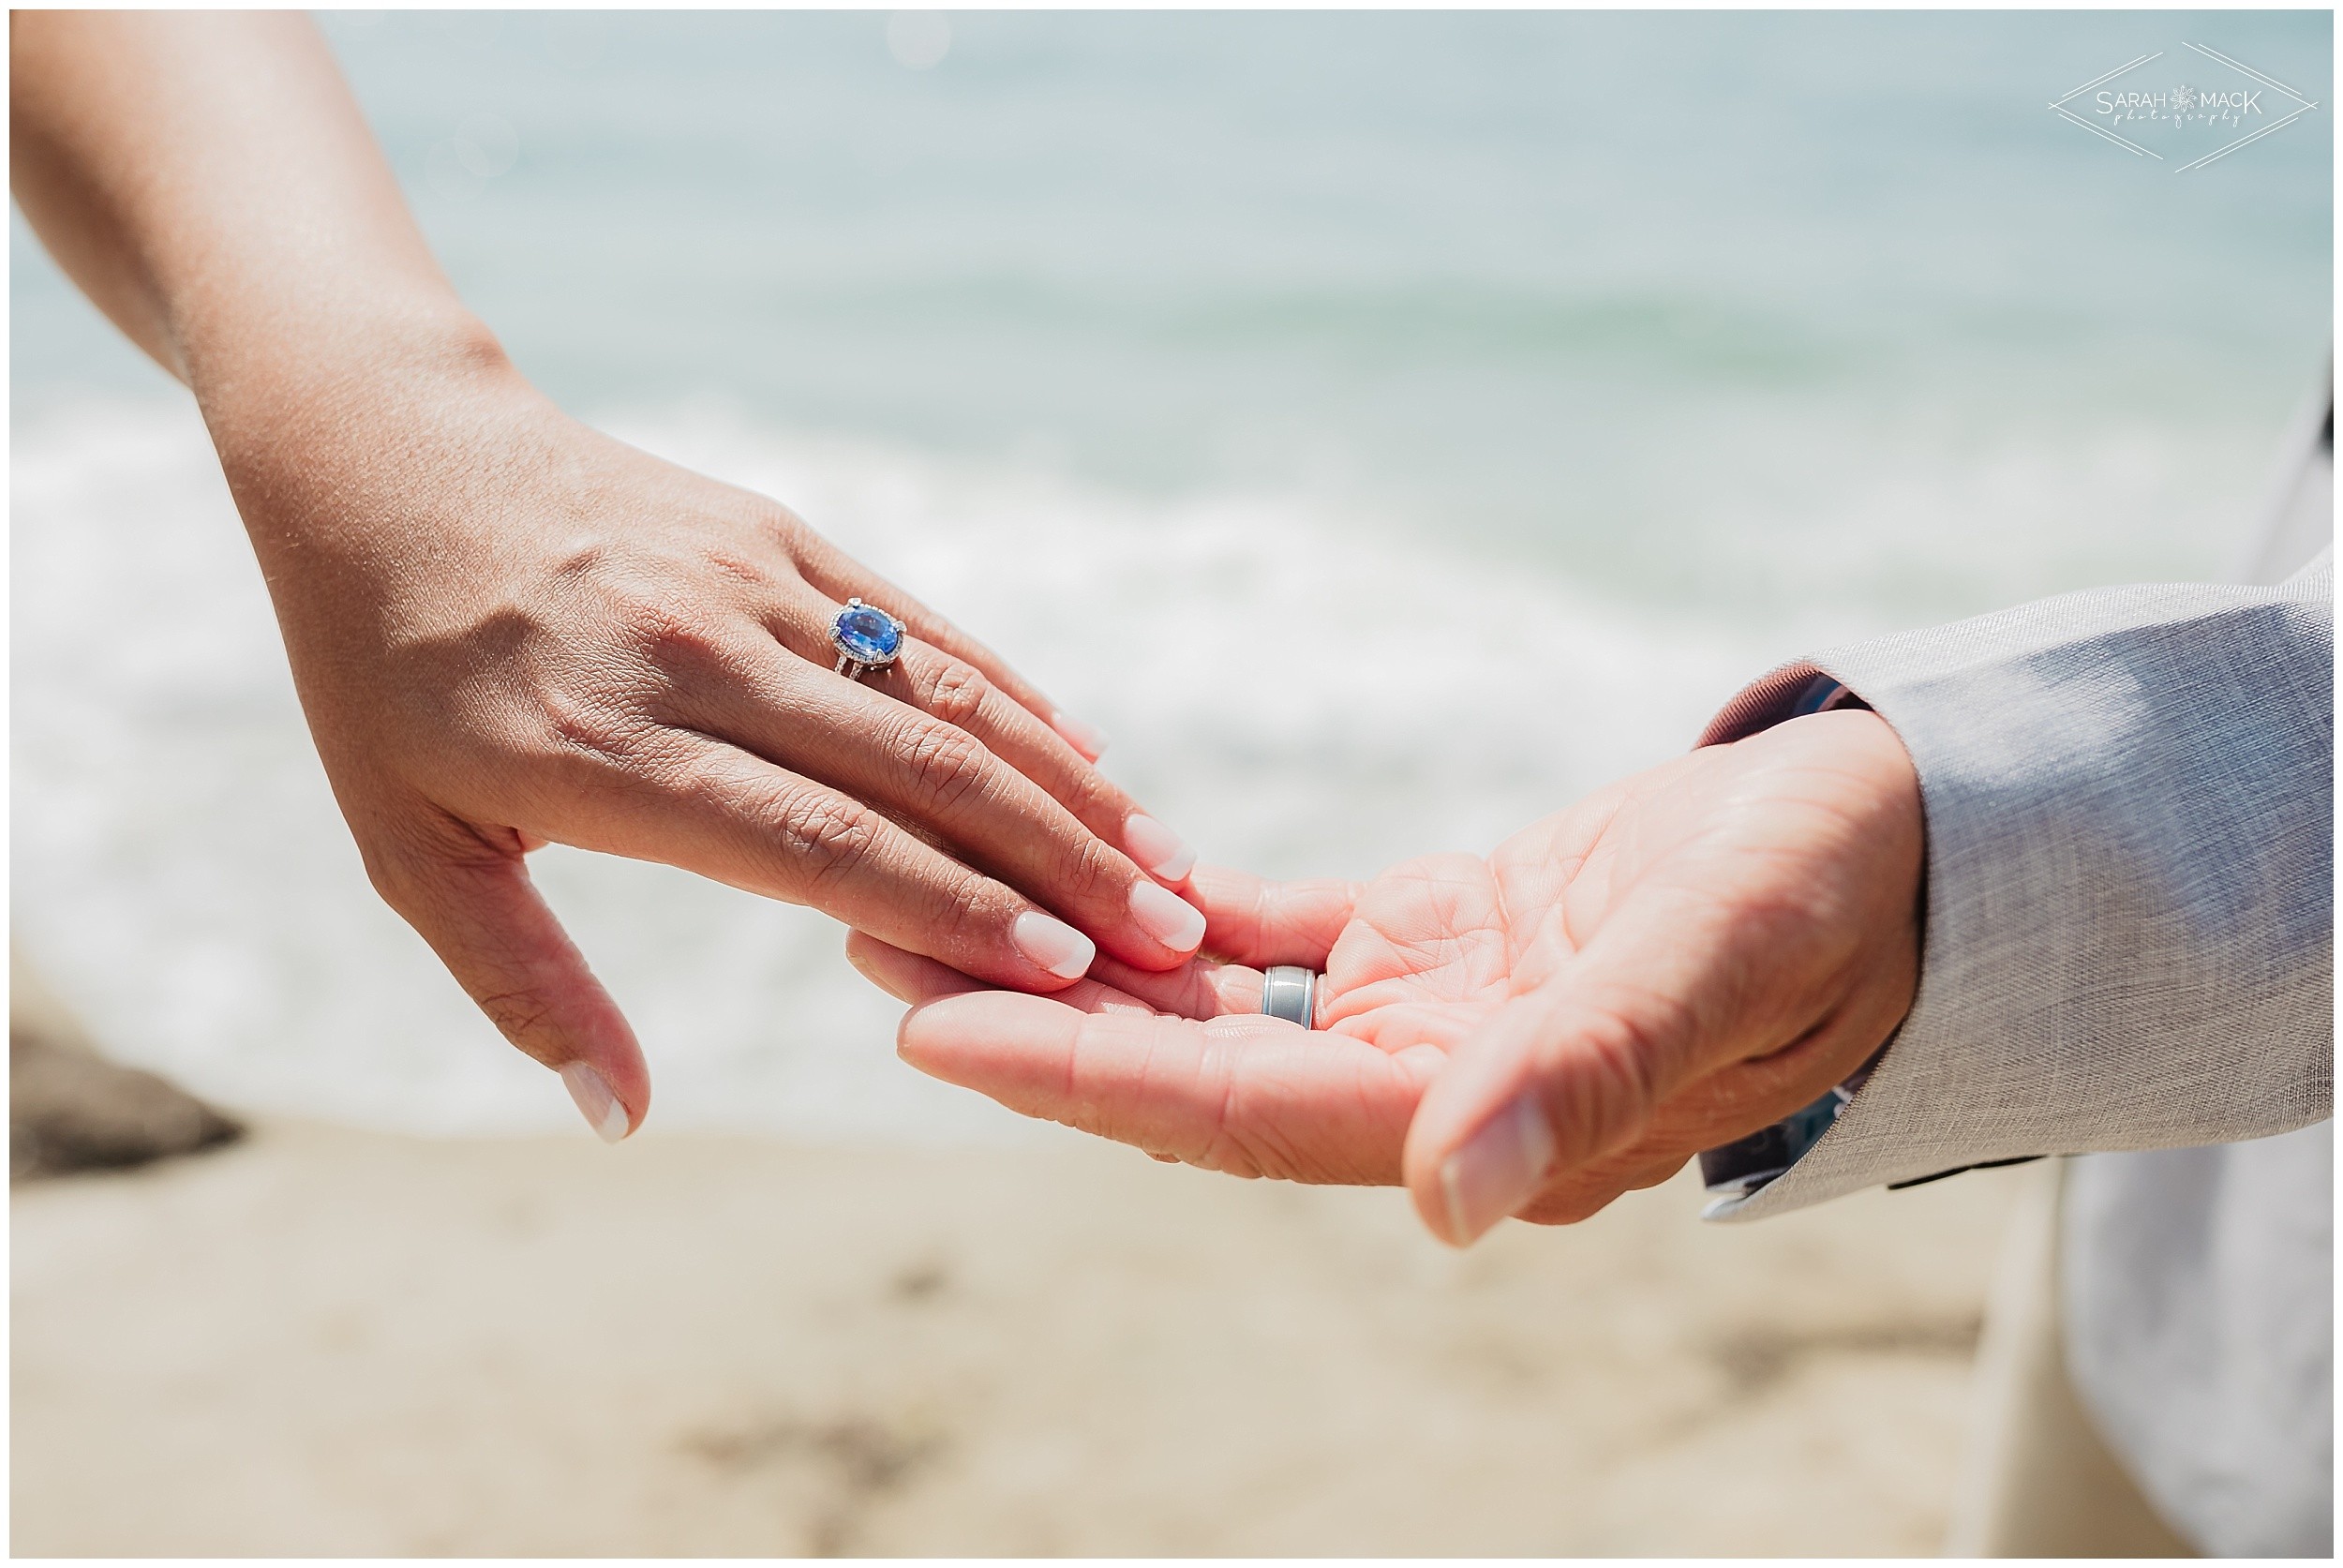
1123 814 1196 882
1052 711 1107 761
1438 1094 1556 1247
1128 879 1206 952
1012 910 1095 979
560 1061 630 1143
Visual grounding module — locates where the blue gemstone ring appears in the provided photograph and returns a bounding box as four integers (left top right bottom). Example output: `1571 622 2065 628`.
829 597 906 682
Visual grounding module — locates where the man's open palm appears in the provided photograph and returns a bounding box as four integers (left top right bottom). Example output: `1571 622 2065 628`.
852 709 1923 1243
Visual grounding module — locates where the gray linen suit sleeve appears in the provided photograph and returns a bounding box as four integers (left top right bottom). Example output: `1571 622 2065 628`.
1702 551 2334 1222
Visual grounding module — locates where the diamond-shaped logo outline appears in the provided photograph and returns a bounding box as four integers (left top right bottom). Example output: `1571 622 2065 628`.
2048 42 2321 173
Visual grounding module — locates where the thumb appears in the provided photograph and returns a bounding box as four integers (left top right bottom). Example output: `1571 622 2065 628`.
1400 892 1735 1246
368 829 649 1142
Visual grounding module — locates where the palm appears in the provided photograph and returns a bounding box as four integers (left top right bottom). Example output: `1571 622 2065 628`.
1319 857 1513 1041
1249 794 1652 1060
856 806 1633 1186
1310 830 1589 1049
864 711 1920 1217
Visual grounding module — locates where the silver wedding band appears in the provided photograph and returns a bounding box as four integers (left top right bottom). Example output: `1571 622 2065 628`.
1261 965 1319 1029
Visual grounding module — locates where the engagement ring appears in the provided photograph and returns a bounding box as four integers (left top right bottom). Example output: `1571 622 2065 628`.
1261 965 1319 1029
830 597 905 682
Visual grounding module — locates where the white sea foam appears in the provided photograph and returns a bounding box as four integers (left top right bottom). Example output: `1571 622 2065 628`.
2 395 2273 1141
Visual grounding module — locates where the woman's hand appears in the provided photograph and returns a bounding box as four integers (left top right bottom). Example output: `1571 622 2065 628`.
853 709 1923 1243
12 11 1203 1138
223 349 1205 1138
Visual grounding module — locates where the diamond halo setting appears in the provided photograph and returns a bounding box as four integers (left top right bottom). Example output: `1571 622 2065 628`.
829 597 906 679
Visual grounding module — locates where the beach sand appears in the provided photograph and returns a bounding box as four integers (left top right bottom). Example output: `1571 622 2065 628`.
13 1119 2023 1556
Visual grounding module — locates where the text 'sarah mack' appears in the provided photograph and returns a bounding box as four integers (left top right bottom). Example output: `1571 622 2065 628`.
2097 87 2263 125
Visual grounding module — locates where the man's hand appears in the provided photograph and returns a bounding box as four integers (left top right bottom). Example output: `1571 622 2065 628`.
855 709 1924 1243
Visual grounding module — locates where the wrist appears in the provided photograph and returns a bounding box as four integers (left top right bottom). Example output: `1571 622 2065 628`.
189 298 516 454
197 306 544 564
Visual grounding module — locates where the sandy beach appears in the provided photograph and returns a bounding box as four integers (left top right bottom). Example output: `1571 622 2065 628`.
14 1120 2024 1556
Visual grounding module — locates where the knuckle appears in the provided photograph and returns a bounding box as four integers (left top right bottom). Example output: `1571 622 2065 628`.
358 815 502 916
1054 837 1130 906
701 548 777 593
545 534 610 584
919 658 993 730
764 790 883 891
1058 767 1132 827
537 687 648 769
471 986 558 1047
898 721 995 816
750 500 813 553
935 863 1005 954
605 588 734 678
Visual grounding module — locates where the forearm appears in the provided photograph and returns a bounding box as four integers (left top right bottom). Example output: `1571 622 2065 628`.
10 12 496 442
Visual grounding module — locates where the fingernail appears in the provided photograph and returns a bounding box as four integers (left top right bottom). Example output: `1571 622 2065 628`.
1052 711 1107 761
1012 910 1095 979
1123 814 1196 882
1128 879 1207 952
560 1061 631 1143
1438 1094 1556 1247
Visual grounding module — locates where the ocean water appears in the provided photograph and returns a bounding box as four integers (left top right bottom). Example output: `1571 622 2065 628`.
11 10 2332 1140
